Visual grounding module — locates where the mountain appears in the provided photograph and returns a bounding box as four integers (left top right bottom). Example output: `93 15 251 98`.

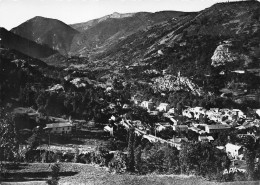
69 11 192 57
0 27 57 59
11 16 79 55
96 1 260 77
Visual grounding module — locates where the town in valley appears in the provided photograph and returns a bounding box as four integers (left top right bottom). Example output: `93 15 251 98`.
0 0 260 184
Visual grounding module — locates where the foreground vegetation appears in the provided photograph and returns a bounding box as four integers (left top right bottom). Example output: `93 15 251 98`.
1 162 260 185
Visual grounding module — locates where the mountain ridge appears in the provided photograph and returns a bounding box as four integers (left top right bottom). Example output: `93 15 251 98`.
95 0 260 75
69 10 192 57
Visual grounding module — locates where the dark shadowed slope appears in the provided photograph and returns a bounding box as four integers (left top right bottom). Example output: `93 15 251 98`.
0 27 57 59
0 47 48 68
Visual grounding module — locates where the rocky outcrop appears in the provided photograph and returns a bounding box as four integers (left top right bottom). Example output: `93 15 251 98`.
211 41 252 67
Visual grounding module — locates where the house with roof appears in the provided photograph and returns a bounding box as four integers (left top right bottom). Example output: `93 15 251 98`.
205 124 231 134
141 101 154 111
44 123 73 134
169 137 188 143
122 104 130 109
46 84 64 93
156 103 170 112
225 143 244 160
104 125 114 136
172 125 188 133
109 103 116 109
198 136 214 142
182 109 193 119
72 119 86 130
189 126 200 133
149 111 159 116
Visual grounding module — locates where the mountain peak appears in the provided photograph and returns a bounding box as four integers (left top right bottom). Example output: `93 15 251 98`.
105 12 135 19
33 16 45 19
112 12 120 16
11 16 79 55
30 16 50 22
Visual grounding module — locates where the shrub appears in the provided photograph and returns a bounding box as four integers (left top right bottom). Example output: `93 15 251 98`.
233 171 247 181
62 153 74 162
108 151 127 174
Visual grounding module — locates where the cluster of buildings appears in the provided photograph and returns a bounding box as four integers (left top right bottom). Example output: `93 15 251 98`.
108 97 260 162
151 74 203 96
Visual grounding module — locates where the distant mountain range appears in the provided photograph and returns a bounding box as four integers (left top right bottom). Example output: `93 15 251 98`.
69 11 191 57
3 11 192 60
95 1 260 75
1 0 259 72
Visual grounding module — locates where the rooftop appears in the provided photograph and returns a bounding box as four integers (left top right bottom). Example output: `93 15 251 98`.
205 124 231 129
44 123 73 129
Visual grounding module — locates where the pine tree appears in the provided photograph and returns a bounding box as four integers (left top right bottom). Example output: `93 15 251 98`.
0 110 19 177
127 127 135 172
135 145 142 173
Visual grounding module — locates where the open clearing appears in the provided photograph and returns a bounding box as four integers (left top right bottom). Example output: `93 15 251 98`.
2 163 260 185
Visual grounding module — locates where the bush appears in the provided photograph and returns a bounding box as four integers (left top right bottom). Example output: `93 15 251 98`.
233 172 247 181
108 151 127 173
62 153 74 162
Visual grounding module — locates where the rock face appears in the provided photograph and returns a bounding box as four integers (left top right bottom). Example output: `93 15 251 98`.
211 41 252 67
211 41 238 67
11 16 79 56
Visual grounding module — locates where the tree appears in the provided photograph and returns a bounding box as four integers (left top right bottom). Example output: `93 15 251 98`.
237 135 259 181
134 145 142 173
162 145 180 174
127 127 135 172
74 147 79 163
0 109 19 177
179 142 229 179
46 163 60 185
36 92 47 110
179 142 200 175
27 127 42 150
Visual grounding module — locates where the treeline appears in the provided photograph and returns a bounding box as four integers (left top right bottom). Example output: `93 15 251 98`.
123 127 260 181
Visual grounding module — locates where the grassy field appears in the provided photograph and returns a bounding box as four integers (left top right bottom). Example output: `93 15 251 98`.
2 163 260 185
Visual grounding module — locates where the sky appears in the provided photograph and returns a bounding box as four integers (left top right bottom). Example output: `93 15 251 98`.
0 0 256 30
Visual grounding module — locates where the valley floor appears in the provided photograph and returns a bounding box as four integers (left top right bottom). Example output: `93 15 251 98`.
2 163 260 185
